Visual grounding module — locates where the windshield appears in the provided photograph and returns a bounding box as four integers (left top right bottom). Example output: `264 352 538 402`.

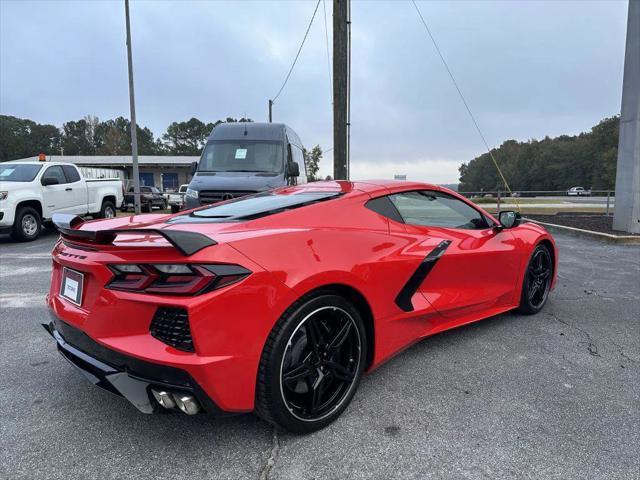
183 191 340 221
198 140 284 173
0 164 43 182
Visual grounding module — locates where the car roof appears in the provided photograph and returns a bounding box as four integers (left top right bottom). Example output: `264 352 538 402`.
4 161 74 168
285 179 441 196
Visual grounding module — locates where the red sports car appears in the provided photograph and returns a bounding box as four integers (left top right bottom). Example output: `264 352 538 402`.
45 180 556 433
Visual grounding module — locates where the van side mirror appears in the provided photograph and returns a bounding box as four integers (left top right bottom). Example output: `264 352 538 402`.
42 176 59 186
286 162 300 178
498 210 521 229
190 162 198 176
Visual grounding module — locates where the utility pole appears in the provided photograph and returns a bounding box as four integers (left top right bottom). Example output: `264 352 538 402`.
125 0 141 215
268 99 273 123
333 0 349 180
613 0 640 234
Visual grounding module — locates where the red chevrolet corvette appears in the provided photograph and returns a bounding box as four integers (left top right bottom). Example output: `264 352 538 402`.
45 180 556 433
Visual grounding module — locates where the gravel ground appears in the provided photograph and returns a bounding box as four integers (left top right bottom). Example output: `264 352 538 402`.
527 214 640 236
0 230 638 480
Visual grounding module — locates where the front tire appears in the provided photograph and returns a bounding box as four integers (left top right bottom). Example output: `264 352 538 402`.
255 293 366 433
517 244 553 315
12 206 42 242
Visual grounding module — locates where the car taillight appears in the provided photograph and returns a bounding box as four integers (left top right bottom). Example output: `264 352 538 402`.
107 263 251 295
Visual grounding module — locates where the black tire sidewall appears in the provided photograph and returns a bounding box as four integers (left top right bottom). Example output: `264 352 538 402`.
12 207 41 241
518 244 552 315
258 294 367 433
100 201 116 219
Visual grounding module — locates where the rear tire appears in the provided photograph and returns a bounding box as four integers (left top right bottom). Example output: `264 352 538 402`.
170 205 179 214
144 201 153 213
517 244 553 315
97 200 116 219
255 293 366 433
12 206 42 242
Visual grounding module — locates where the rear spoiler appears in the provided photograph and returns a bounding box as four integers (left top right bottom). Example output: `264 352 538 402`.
52 214 217 256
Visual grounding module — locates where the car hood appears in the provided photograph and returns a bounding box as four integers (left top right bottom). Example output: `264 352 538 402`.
188 171 284 192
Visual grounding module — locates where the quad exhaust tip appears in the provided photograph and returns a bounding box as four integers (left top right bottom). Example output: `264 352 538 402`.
151 389 200 415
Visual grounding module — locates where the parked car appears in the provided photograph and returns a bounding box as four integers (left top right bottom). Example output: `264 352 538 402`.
168 184 188 213
46 180 556 433
567 186 591 196
121 186 168 212
185 122 307 208
0 161 122 241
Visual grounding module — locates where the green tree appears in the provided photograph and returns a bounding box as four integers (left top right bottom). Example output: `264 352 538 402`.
162 118 214 155
459 116 620 191
0 115 61 161
303 145 322 181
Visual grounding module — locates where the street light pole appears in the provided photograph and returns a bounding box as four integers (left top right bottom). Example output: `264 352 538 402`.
125 0 141 215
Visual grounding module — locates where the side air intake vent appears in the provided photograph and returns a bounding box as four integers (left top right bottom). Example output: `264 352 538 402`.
150 308 194 352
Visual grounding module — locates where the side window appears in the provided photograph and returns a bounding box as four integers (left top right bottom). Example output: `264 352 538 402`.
62 165 81 183
42 166 67 185
390 190 489 230
291 145 307 179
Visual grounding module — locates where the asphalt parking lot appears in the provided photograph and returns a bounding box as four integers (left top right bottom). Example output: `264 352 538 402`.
1 229 638 480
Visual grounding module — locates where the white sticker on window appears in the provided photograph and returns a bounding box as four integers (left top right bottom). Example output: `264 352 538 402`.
235 148 247 159
0 168 15 177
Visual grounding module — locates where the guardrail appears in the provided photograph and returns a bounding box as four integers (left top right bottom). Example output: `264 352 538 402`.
457 190 616 216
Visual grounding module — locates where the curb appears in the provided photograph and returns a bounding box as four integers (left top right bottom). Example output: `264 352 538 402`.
525 218 640 245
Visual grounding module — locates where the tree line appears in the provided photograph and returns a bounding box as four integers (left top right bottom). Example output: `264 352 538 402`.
0 114 322 181
0 114 253 161
458 116 620 192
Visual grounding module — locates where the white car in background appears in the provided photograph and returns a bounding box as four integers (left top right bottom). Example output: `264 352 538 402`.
567 186 592 196
0 161 123 241
168 184 189 213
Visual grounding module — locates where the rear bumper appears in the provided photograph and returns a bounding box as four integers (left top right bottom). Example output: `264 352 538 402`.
44 312 227 415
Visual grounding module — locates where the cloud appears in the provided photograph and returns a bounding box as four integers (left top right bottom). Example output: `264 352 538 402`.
0 0 628 184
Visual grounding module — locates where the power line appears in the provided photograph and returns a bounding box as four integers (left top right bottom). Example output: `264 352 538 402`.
410 0 519 208
272 0 321 103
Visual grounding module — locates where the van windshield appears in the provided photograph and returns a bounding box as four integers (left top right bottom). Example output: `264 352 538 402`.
198 140 284 173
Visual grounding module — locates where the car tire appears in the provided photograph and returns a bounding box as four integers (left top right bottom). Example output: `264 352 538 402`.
162 200 168 210
120 205 128 213
97 200 116 219
12 206 42 242
255 293 367 433
517 243 553 315
144 201 153 213
170 205 179 214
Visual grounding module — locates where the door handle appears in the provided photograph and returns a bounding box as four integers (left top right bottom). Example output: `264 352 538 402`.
65 188 73 191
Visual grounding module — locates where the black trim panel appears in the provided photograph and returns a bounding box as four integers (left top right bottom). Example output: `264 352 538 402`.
395 240 452 312
365 196 404 223
44 313 227 415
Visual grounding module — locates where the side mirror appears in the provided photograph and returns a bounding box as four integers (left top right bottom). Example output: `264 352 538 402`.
286 161 300 178
498 210 521 229
42 176 59 186
190 161 198 176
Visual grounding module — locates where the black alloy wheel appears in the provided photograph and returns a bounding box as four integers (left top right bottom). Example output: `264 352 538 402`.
256 294 366 433
518 244 553 314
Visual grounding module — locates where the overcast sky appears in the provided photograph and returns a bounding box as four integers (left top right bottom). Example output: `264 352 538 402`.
0 0 629 182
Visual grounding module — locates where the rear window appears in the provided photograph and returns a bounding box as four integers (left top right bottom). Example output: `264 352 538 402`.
183 191 340 221
62 165 81 183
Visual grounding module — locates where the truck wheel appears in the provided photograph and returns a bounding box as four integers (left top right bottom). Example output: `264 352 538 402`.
162 200 168 210
98 200 116 219
170 205 179 214
120 205 128 213
144 201 153 213
12 206 42 242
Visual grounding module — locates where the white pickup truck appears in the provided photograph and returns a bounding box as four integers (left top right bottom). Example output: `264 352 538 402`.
0 161 123 241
